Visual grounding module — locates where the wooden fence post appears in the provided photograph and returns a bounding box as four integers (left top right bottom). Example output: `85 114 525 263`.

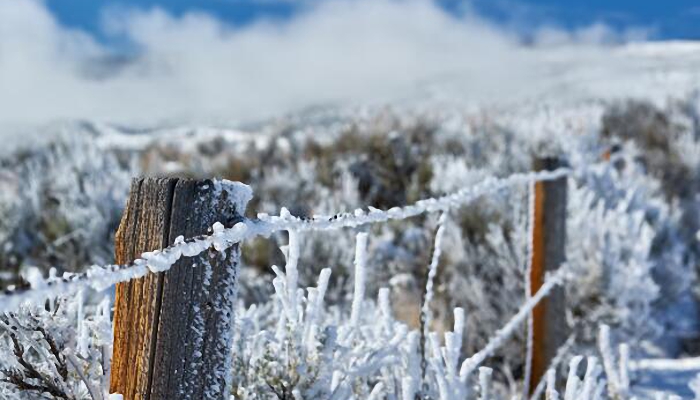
528 158 568 394
110 178 250 400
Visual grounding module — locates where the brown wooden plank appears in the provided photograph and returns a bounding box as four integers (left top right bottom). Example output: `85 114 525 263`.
110 178 176 400
111 178 142 397
150 180 245 399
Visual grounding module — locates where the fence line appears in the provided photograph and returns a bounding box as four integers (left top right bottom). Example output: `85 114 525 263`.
0 161 590 400
0 167 572 314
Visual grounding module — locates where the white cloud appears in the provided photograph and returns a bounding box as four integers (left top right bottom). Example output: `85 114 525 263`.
0 0 668 127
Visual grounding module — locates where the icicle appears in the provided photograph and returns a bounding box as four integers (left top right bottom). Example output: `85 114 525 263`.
450 308 465 372
428 332 449 397
48 267 57 311
377 287 393 335
303 288 320 348
286 230 301 324
317 268 331 302
271 269 289 341
406 331 422 384
444 332 460 378
100 295 111 318
302 269 331 349
598 325 621 398
331 370 344 392
618 343 630 397
378 288 391 318
592 378 606 400
368 383 385 400
564 356 583 400
545 369 559 400
454 307 465 337
580 357 599 400
76 289 88 357
402 376 418 400
351 232 369 327
479 367 493 400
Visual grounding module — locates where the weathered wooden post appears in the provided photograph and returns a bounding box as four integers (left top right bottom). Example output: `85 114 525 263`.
528 158 568 394
110 178 251 400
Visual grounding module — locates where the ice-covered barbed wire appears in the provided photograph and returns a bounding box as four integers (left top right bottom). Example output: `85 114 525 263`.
459 266 572 380
0 167 571 314
420 211 448 386
256 167 571 230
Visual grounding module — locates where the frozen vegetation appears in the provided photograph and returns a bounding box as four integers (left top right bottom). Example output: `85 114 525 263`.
1 89 700 398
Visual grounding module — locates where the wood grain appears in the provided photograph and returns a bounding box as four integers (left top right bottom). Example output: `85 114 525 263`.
110 178 244 400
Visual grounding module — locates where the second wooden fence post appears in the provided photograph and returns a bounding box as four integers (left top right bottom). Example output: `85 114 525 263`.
528 158 568 394
110 178 251 400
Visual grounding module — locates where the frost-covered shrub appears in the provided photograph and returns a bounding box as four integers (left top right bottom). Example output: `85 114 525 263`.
230 231 494 399
567 148 696 349
0 228 696 399
0 134 135 281
0 295 111 399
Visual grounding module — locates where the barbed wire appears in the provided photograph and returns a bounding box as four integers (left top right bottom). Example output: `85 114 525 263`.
0 167 571 314
459 266 572 379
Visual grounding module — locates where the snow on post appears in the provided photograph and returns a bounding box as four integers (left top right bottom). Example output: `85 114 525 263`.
110 178 251 400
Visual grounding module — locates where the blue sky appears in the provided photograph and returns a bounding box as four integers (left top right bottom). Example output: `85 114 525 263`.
45 0 700 42
466 0 700 40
